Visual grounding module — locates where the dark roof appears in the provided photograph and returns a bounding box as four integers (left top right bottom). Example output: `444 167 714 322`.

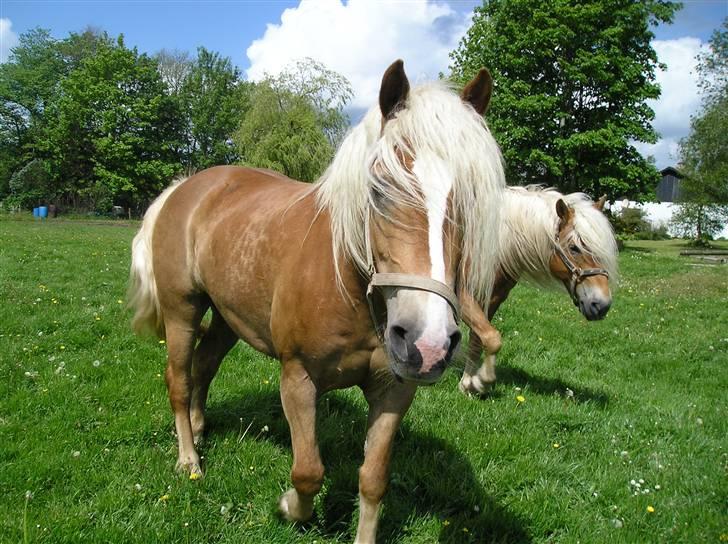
660 166 683 178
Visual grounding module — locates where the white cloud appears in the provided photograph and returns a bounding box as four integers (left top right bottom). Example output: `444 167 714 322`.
641 37 709 168
0 18 19 63
246 0 471 110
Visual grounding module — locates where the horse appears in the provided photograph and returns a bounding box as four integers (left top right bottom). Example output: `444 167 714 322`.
457 186 618 395
127 60 505 543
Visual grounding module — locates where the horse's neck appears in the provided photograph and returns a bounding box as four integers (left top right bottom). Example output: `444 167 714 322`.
499 191 554 281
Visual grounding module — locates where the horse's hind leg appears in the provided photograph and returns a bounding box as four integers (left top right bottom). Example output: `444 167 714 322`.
163 302 207 477
190 309 238 444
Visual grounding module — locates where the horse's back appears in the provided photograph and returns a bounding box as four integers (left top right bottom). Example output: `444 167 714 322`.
152 166 326 355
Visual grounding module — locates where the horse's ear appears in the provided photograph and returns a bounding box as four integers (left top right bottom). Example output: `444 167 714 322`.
461 68 493 115
594 194 607 211
379 59 410 121
556 198 574 229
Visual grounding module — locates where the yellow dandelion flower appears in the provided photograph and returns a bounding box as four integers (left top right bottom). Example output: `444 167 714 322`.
646 505 655 513
189 472 201 481
553 443 560 448
159 340 166 344
60 345 65 350
117 299 123 304
462 528 469 533
159 494 170 502
516 395 525 403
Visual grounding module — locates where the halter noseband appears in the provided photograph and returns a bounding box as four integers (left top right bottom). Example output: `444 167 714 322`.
553 240 609 306
364 215 460 343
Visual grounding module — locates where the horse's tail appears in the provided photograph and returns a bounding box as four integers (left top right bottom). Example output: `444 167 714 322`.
127 178 187 338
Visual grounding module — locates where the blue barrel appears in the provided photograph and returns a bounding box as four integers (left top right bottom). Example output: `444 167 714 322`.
33 207 39 217
39 206 48 218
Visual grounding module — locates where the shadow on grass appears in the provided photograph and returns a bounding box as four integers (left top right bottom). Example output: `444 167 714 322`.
494 364 610 408
206 389 531 543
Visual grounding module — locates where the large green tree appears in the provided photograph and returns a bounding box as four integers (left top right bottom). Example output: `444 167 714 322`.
234 58 352 182
0 28 114 201
449 0 679 200
672 19 728 240
177 47 251 170
0 29 63 193
39 35 183 211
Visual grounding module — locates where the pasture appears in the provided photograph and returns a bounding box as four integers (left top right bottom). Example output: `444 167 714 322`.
1 216 726 543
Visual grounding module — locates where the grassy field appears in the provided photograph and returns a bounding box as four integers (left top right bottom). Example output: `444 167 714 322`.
1 216 726 543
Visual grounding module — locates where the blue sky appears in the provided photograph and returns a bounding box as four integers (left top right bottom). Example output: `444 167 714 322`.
2 1 722 70
1 0 726 167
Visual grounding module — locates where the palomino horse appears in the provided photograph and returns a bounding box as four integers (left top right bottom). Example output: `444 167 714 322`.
128 61 505 543
458 186 618 395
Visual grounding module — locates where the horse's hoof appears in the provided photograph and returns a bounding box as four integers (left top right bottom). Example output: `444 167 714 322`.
459 375 493 396
175 460 204 480
278 488 314 522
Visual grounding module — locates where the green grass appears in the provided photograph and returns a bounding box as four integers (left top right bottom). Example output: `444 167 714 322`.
1 216 726 543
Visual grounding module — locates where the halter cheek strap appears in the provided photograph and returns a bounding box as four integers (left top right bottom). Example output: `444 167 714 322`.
553 241 609 306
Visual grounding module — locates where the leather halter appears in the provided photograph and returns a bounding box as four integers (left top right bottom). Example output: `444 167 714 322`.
364 215 460 343
553 240 609 306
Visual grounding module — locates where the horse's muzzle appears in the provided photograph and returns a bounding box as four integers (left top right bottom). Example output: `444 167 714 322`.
386 321 461 384
579 298 611 321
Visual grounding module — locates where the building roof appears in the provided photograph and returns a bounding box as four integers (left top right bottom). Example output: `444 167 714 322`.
660 166 683 178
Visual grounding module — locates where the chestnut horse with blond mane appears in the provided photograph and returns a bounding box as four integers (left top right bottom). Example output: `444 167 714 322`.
128 61 505 543
459 186 618 395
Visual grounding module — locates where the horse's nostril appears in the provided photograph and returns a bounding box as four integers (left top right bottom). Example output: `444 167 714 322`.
447 330 462 359
391 325 407 341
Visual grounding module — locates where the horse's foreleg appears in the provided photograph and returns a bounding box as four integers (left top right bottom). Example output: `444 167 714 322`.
459 290 502 395
278 360 323 523
189 310 238 444
164 317 204 477
356 359 417 544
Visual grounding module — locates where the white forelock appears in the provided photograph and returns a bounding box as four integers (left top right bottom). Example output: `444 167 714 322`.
314 80 506 304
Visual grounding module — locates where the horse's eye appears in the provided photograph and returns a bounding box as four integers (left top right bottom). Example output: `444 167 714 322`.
569 244 581 254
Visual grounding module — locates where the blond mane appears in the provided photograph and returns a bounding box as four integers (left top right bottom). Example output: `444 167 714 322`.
498 185 619 289
313 81 505 303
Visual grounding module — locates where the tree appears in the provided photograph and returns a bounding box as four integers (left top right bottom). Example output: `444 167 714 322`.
177 47 250 170
449 0 679 200
154 48 192 95
0 27 113 201
234 58 352 182
39 35 183 211
670 202 728 241
672 19 728 241
0 28 63 192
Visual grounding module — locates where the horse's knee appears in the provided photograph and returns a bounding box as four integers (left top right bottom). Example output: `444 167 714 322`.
359 462 388 504
291 461 324 497
483 329 502 355
165 365 191 410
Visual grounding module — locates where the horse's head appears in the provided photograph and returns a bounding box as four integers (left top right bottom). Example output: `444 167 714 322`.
549 196 614 321
366 61 497 384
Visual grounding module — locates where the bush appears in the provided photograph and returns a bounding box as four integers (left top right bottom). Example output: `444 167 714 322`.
7 159 52 209
609 206 670 240
686 234 714 249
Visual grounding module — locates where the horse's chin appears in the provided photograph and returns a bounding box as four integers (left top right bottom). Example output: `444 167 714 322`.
388 360 445 386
